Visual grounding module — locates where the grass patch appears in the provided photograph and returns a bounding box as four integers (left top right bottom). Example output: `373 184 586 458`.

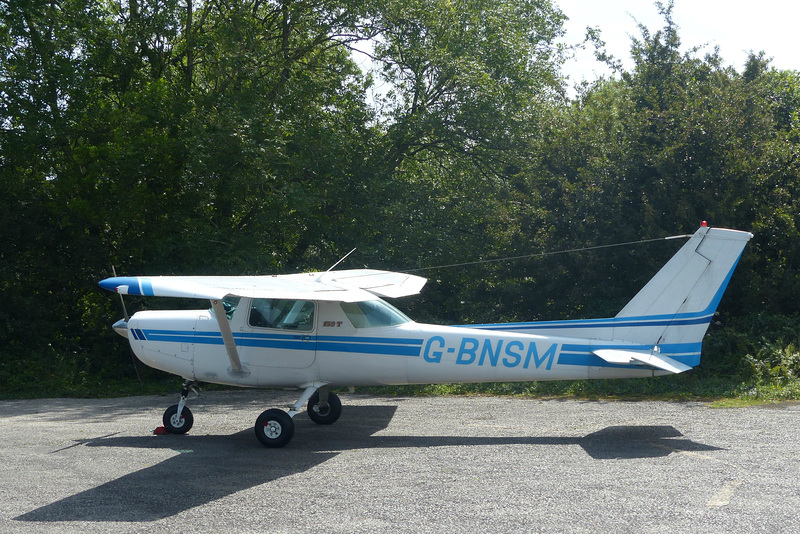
707 398 770 408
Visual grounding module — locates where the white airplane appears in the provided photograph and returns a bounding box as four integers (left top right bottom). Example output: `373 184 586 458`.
100 225 751 447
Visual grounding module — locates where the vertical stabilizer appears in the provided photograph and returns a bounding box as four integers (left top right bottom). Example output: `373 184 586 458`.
469 225 751 371
611 226 752 347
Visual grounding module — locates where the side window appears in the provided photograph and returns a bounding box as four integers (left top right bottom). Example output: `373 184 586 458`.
249 299 315 331
340 300 411 328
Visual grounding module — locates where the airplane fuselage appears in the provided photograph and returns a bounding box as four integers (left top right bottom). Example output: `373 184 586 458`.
127 298 667 389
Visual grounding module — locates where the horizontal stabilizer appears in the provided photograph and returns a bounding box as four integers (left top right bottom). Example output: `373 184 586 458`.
593 349 693 374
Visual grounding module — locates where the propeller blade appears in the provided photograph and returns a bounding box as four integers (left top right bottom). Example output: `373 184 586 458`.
111 266 141 384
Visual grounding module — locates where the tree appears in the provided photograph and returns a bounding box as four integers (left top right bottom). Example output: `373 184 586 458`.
351 0 569 322
529 1 800 322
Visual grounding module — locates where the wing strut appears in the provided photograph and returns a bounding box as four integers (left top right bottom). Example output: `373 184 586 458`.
210 299 250 377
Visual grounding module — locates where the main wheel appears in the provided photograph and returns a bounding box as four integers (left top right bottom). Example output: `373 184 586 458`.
163 404 194 434
255 409 294 448
306 391 342 425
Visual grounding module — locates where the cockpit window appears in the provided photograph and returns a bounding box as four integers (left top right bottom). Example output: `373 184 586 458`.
340 300 411 328
249 299 315 331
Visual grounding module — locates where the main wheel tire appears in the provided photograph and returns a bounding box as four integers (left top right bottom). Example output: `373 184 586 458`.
163 404 194 434
255 409 294 448
306 391 342 425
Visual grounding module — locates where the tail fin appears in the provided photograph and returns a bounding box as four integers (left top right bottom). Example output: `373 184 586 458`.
478 226 753 373
611 226 752 349
474 226 752 373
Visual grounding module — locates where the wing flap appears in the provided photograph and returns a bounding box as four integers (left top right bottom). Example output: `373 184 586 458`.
321 269 427 298
593 349 693 374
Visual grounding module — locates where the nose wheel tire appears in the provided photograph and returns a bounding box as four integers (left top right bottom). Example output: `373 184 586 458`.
306 391 342 425
255 409 294 448
163 404 194 434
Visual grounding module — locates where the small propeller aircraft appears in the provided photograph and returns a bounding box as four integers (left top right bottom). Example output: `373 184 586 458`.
100 225 751 447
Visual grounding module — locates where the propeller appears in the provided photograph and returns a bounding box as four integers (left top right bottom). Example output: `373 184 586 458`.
112 266 144 385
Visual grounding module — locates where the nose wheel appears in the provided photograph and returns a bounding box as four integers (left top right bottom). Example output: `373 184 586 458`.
162 380 197 434
163 404 194 434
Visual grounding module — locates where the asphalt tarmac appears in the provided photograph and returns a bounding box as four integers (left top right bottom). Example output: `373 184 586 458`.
1 390 798 533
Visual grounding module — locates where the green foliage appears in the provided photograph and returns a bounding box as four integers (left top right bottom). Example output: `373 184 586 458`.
701 313 800 379
747 342 800 382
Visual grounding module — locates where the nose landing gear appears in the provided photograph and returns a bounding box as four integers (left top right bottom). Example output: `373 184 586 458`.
162 381 197 434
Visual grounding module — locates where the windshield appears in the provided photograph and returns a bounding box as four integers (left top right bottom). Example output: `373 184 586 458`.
340 300 412 328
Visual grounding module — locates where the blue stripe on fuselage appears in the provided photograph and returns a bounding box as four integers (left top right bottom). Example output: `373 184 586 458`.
315 334 424 357
559 342 702 354
316 340 422 356
135 329 701 367
556 341 701 368
137 329 424 357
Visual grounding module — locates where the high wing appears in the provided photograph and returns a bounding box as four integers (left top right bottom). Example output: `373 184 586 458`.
98 269 427 302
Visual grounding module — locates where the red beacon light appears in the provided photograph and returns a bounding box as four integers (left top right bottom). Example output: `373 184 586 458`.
701 221 708 227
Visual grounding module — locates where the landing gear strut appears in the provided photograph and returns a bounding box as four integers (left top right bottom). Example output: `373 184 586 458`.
163 381 197 434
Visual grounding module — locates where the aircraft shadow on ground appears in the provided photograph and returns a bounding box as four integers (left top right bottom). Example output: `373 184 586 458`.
16 405 721 523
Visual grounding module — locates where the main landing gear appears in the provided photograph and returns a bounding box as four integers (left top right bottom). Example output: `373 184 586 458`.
159 381 342 448
254 386 342 448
